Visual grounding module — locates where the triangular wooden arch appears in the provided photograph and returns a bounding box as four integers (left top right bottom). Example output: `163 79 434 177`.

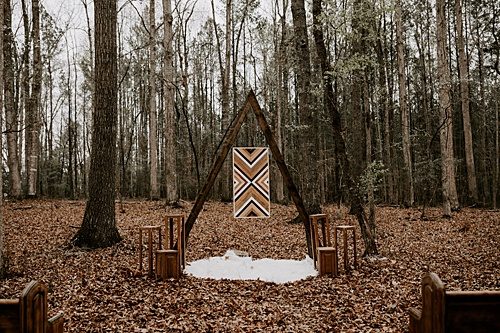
184 90 311 252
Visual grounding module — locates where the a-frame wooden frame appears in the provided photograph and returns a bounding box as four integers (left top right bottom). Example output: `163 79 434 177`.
184 90 311 254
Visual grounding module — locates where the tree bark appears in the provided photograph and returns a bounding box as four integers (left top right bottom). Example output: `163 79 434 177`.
3 0 22 199
73 0 121 248
291 0 320 253
455 0 478 204
274 0 288 204
163 0 178 204
25 0 42 197
149 0 159 199
436 0 459 216
494 93 499 209
0 0 6 277
395 0 414 207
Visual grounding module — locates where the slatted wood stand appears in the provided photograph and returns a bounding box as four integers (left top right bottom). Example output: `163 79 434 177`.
310 214 337 277
156 214 185 280
334 225 357 272
138 225 162 277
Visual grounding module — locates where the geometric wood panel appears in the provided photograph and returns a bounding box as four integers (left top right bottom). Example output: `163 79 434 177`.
233 147 270 218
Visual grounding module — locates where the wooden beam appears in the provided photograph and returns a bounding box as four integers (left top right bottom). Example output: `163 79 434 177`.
248 91 311 255
184 90 311 256
184 92 253 240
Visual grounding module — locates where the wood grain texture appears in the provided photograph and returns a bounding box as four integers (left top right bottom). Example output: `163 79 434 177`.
233 147 270 218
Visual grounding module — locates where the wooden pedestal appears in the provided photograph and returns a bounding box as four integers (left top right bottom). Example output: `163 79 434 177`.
334 225 357 272
138 225 162 276
156 250 180 280
318 246 337 277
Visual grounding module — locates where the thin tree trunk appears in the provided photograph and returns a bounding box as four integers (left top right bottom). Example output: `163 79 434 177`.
26 0 42 197
274 0 287 203
163 0 178 204
0 0 6 277
21 0 30 195
436 0 459 216
222 0 232 201
149 0 159 199
82 0 93 197
494 93 499 209
455 0 478 204
396 0 414 207
66 41 75 198
3 0 22 199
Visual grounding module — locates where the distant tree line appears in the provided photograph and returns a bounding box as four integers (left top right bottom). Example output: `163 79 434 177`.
1 0 499 214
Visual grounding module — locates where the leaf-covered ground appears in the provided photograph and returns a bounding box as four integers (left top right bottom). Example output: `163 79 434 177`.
1 200 499 332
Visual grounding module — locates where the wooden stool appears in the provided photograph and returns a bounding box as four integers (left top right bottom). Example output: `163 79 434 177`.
156 250 180 279
310 214 337 276
334 225 357 271
138 225 162 276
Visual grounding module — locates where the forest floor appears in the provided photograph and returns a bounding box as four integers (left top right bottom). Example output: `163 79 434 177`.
1 200 499 332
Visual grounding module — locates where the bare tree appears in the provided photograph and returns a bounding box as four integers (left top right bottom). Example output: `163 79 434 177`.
290 0 319 255
0 0 6 277
149 0 159 199
396 0 414 207
73 0 121 248
25 0 42 197
455 0 478 204
163 0 178 204
3 0 22 199
436 0 459 216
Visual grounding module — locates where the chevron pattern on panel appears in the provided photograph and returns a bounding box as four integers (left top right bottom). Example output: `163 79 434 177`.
233 147 270 218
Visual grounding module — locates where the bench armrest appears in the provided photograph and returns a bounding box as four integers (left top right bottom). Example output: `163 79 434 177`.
409 308 421 333
48 312 64 333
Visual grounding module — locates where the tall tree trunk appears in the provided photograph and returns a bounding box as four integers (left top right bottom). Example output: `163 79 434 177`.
3 0 22 199
0 0 6 277
291 0 317 256
21 0 30 195
436 0 459 216
375 15 393 203
149 0 159 199
82 0 93 197
455 0 478 204
395 0 414 207
312 0 378 256
349 0 379 255
66 41 75 198
26 0 42 197
73 0 121 248
494 93 499 209
163 0 178 204
222 0 232 201
274 0 287 203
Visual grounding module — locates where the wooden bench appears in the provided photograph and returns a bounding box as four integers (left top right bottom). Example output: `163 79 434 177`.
409 272 500 333
0 280 64 333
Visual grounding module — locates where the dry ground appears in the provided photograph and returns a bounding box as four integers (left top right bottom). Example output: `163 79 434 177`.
1 200 499 332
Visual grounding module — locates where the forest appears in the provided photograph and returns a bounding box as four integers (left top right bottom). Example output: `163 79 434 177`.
0 0 499 331
0 0 497 210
